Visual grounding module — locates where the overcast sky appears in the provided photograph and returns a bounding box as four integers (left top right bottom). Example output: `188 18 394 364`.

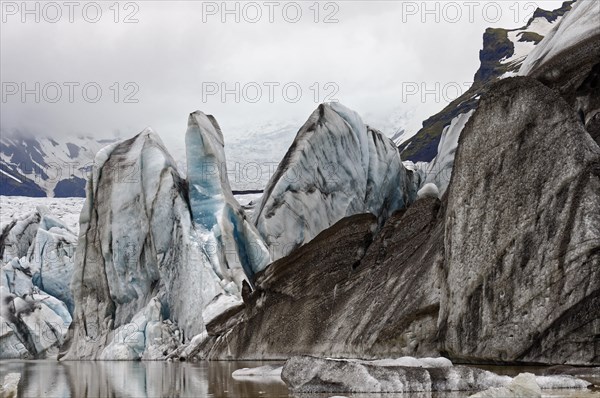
1 0 565 154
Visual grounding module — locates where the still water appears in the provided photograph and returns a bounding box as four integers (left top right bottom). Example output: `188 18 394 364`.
1 360 599 398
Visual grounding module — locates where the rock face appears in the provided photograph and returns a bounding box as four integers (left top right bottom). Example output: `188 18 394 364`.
440 76 600 365
61 130 227 360
201 197 444 360
254 102 416 261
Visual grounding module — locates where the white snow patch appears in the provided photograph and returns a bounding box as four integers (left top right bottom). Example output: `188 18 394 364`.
0 169 22 183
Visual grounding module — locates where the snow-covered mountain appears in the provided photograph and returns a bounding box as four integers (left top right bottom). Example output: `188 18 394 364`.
0 132 117 197
399 1 575 164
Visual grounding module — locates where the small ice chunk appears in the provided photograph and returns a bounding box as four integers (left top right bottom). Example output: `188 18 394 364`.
232 365 284 384
202 294 243 325
417 183 440 200
470 373 541 397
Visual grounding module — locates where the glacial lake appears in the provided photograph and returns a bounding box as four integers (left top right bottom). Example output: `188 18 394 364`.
1 360 599 398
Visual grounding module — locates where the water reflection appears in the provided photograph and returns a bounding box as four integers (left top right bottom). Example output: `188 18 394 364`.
1 360 598 398
0 360 289 398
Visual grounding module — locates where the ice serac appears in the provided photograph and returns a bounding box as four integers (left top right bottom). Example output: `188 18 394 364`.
186 111 270 281
1 211 41 262
440 76 600 365
61 129 226 360
0 207 74 359
254 102 417 260
28 211 77 314
1 279 72 359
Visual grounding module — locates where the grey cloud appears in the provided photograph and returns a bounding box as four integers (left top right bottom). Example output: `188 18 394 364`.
1 0 565 155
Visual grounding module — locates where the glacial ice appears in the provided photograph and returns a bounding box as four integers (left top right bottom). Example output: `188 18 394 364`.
186 111 271 280
0 206 75 359
0 196 84 235
254 103 417 260
469 373 541 398
423 110 474 195
0 284 71 359
99 296 180 360
232 365 284 383
467 373 589 397
367 356 453 368
1 211 40 262
0 373 21 397
28 211 77 313
282 356 591 394
519 0 600 76
64 117 276 359
63 129 229 359
202 293 243 326
281 356 512 393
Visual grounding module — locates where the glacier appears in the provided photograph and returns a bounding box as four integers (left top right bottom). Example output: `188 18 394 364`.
254 102 417 260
